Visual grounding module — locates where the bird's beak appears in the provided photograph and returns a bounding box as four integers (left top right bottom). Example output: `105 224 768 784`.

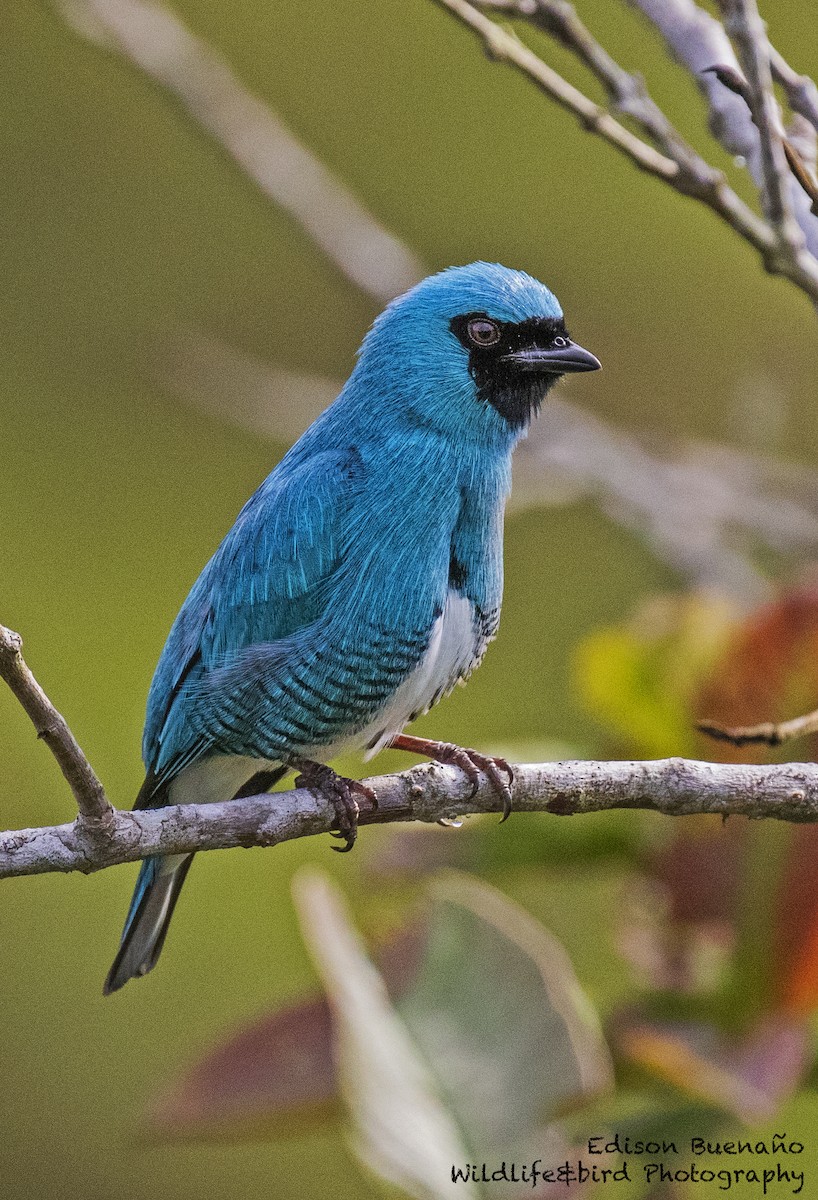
501 343 601 374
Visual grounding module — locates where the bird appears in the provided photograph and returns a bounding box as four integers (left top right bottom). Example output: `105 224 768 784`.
104 262 600 994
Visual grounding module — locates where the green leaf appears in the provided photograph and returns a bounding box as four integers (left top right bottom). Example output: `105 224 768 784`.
292 869 480 1200
396 872 614 1156
574 593 736 757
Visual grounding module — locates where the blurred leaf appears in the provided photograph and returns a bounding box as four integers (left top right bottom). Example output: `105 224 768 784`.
772 825 818 1015
144 922 430 1146
575 593 736 757
618 823 743 998
613 1013 811 1125
696 578 818 765
397 871 614 1156
153 870 614 1197
694 581 818 1018
293 869 479 1200
145 996 339 1142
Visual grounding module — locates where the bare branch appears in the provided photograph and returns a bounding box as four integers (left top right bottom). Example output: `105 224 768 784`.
700 708 818 748
55 0 424 302
719 0 803 257
474 0 718 184
434 0 818 303
0 625 113 829
434 0 687 182
628 0 818 260
4 757 818 879
706 64 818 216
770 46 818 133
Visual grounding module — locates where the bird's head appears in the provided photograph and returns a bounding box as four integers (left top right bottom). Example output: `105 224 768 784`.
354 262 600 444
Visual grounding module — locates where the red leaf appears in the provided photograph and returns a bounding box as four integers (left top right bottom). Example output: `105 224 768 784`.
145 996 338 1142
695 581 818 1014
696 581 818 764
144 922 427 1142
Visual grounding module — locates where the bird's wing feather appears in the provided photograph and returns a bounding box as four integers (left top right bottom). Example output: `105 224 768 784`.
141 447 362 786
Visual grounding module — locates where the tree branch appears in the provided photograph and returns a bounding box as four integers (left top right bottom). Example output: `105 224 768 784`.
3 757 818 880
770 45 818 133
434 0 689 184
433 0 818 303
0 625 113 831
3 622 818 881
628 0 818 259
719 0 804 260
474 0 720 180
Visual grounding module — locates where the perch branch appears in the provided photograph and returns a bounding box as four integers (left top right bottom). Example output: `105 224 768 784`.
4 621 818 879
0 625 113 829
4 758 818 880
433 0 818 302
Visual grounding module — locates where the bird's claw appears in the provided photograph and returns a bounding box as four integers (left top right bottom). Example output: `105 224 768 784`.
293 761 376 852
427 741 514 820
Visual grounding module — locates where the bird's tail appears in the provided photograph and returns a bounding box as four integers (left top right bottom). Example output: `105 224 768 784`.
103 854 194 995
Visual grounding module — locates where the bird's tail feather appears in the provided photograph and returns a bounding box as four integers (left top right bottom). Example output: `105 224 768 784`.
103 854 194 995
103 763 288 995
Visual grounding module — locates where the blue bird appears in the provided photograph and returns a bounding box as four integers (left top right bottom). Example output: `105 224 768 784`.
104 262 600 993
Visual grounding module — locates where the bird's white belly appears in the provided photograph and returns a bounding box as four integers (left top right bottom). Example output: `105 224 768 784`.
355 589 478 760
168 752 277 808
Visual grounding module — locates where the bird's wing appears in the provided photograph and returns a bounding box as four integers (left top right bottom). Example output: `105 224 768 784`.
141 446 362 790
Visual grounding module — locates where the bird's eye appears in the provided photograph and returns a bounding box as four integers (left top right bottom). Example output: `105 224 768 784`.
466 318 501 347
552 335 569 348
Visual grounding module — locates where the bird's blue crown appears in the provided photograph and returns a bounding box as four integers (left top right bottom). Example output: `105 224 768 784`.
378 261 564 327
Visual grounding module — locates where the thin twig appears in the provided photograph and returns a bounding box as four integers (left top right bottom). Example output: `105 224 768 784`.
770 45 818 133
0 625 113 829
628 0 818 260
434 0 683 183
719 0 804 258
699 708 818 747
474 0 715 181
705 64 818 214
433 0 818 303
4 757 818 879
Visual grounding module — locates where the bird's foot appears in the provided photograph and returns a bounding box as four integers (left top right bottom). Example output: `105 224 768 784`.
389 733 514 820
291 758 376 852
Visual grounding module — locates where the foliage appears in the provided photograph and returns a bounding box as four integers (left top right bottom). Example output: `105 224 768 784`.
140 582 818 1198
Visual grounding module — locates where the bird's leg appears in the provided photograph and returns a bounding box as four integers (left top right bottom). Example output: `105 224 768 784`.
389 733 514 820
289 757 377 852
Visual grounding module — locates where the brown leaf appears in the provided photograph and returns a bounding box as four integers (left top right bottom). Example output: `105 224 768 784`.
145 996 339 1142
696 580 818 764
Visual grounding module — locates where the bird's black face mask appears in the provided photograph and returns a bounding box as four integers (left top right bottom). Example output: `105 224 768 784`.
450 313 601 430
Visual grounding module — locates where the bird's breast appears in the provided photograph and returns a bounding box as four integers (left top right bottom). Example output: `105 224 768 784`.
360 589 491 759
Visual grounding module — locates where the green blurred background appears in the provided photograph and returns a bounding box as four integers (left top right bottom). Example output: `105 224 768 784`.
2 1 817 1197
